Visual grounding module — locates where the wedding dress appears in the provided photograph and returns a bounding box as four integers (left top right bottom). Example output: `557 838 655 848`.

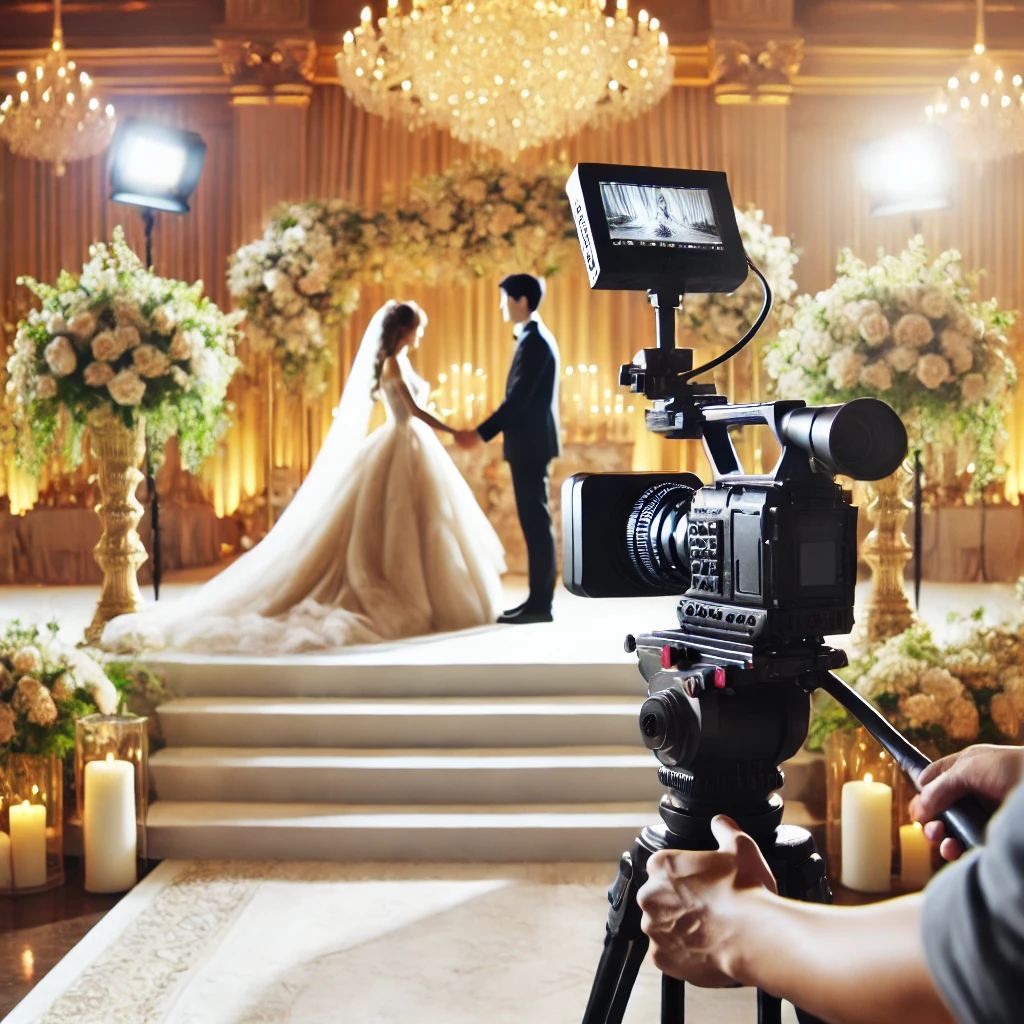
100 303 506 654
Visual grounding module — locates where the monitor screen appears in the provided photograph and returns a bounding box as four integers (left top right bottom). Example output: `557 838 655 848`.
599 182 724 250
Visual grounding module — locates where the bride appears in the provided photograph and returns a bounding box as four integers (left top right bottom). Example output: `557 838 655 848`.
101 301 506 654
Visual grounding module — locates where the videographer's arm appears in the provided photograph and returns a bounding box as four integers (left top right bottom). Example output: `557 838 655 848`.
638 816 952 1024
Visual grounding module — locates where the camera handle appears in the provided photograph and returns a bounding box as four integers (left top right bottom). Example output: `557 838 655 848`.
816 671 991 850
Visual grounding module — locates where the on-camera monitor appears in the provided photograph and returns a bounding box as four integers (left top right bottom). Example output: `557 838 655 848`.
600 182 724 250
567 163 748 294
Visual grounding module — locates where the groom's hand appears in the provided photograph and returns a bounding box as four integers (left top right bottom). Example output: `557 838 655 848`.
454 429 482 450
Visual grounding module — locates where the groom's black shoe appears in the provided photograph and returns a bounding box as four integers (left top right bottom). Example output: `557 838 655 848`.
497 606 553 625
500 601 528 618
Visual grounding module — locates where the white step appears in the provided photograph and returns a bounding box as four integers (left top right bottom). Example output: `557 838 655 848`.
139 655 641 699
149 747 664 805
156 696 645 749
145 801 659 862
144 799 822 863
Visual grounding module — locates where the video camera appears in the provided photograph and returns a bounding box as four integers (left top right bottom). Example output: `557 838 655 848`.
563 164 987 1024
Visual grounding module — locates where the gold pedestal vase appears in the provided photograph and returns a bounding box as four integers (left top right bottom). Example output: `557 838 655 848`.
861 462 914 642
85 406 148 646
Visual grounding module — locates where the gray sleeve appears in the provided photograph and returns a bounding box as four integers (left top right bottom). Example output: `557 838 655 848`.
922 780 1024 1024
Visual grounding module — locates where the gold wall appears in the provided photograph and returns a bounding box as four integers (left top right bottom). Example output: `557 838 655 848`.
3 81 1024 512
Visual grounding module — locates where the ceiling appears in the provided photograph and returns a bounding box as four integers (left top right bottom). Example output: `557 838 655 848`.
0 0 1023 51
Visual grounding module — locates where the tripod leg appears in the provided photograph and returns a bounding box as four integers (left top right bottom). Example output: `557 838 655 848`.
583 930 648 1024
661 975 685 1024
582 840 661 1024
757 990 783 1024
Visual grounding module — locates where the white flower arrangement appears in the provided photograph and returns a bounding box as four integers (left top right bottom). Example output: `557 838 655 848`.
5 227 243 475
764 238 1017 489
228 200 386 393
387 160 578 286
811 616 1024 756
684 205 798 343
228 162 578 393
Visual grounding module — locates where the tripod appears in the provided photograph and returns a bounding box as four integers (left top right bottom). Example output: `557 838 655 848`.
581 637 992 1024
583 765 830 1024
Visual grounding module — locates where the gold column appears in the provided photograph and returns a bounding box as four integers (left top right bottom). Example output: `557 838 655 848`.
215 2 317 529
709 1 803 470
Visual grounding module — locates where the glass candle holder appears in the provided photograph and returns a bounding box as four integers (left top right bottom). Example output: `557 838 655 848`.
0 753 65 894
824 726 914 888
74 715 148 878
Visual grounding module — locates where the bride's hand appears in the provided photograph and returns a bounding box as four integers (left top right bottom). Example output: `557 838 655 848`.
454 430 482 450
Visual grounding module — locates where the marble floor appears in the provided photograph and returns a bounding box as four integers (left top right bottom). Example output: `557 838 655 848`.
4 859 799 1024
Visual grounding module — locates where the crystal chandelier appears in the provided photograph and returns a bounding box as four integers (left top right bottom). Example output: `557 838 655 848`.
336 0 674 159
925 0 1024 162
0 0 115 176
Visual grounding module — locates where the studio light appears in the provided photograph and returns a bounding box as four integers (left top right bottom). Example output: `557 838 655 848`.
857 126 954 218
108 119 206 214
108 118 207 604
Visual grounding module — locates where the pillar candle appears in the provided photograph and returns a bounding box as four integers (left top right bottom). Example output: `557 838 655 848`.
900 821 933 887
9 801 47 889
0 831 11 889
84 754 137 894
841 772 892 893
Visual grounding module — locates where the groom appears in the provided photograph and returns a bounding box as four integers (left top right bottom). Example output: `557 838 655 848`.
456 274 560 624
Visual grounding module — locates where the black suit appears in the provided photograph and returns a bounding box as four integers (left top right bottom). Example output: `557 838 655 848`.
478 317 560 612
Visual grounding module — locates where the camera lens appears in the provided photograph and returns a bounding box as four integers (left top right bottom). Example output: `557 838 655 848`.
626 482 697 590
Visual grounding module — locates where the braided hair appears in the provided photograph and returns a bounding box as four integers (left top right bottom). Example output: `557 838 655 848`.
371 301 425 399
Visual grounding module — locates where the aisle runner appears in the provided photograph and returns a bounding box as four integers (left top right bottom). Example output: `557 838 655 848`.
7 861 775 1024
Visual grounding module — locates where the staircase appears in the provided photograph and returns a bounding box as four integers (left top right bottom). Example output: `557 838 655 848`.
143 656 823 861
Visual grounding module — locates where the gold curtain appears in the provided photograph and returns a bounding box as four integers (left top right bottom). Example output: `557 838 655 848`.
4 83 1024 514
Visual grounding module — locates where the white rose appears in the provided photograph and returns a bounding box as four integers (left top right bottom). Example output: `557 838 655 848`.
46 312 67 335
170 366 192 390
920 288 948 320
886 346 918 373
916 352 952 389
860 360 893 392
940 329 974 374
114 296 144 328
91 329 127 362
67 310 97 340
858 313 890 348
894 313 935 348
960 372 986 405
115 325 142 351
169 330 190 360
150 305 177 335
132 344 171 379
826 348 867 389
107 368 146 406
83 361 115 387
896 286 923 312
13 645 43 675
36 374 57 399
44 335 77 377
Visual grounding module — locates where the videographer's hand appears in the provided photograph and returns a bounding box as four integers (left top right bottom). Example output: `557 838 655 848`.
637 815 776 988
910 743 1023 862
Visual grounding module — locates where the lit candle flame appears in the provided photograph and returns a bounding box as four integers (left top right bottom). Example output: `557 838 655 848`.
864 772 873 784
106 752 114 764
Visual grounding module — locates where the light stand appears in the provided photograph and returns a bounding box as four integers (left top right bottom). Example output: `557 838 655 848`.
108 119 206 601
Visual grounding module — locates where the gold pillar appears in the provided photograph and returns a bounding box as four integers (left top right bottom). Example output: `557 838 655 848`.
215 2 317 528
709 1 802 468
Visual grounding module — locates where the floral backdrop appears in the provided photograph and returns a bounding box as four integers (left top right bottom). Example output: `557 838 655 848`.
229 161 578 392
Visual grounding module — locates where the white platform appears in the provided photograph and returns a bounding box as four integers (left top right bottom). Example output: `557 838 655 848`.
5 577 1016 861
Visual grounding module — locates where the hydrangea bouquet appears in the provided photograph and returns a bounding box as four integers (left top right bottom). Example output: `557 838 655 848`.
684 206 798 343
0 621 120 760
764 238 1016 489
228 200 386 392
5 227 243 474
